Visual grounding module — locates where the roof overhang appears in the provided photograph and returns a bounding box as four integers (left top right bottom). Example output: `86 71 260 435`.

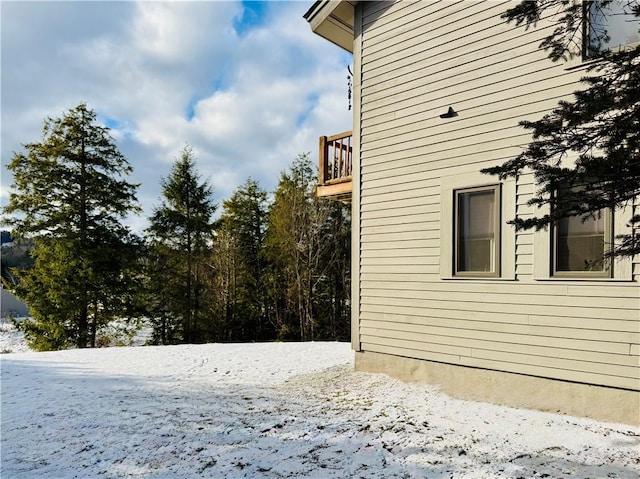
303 1 356 53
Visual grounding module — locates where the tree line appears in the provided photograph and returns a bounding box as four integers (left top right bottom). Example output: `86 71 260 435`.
2 103 350 351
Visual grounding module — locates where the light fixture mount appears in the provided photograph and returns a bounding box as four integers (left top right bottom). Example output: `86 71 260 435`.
440 106 458 119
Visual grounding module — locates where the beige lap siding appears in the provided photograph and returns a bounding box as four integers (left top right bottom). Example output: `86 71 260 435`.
356 0 640 391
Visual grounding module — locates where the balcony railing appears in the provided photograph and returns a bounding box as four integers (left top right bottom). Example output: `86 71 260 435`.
317 130 353 202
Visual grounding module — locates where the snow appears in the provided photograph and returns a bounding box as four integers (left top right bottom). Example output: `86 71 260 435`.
0 321 30 354
0 319 151 352
1 342 638 479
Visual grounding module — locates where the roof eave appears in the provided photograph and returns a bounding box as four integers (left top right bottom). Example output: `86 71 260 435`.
303 1 355 53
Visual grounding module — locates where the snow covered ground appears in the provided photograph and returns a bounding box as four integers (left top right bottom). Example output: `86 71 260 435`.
1 342 638 479
0 321 31 354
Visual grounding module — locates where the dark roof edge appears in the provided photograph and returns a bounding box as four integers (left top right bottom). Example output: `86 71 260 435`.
303 1 324 21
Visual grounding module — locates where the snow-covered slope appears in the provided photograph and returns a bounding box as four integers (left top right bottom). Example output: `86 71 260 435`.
1 342 638 478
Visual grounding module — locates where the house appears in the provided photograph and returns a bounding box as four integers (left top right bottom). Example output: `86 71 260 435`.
304 0 639 425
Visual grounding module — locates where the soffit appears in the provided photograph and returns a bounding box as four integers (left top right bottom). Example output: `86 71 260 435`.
303 1 356 53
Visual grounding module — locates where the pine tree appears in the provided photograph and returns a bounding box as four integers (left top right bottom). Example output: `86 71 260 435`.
144 241 184 345
3 103 141 350
484 1 640 258
215 178 270 341
146 146 217 344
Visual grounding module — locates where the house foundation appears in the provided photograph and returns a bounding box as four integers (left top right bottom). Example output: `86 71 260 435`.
355 351 640 426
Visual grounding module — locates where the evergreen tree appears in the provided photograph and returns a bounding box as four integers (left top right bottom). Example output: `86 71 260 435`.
215 178 270 341
3 103 140 350
146 146 217 344
265 154 314 340
484 1 640 258
314 201 351 341
264 153 349 341
144 241 184 345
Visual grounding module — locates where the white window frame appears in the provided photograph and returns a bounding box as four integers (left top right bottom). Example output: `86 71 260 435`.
440 171 516 280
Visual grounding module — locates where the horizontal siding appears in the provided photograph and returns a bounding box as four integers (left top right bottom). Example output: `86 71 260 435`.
360 326 637 366
360 295 638 322
359 279 639 298
357 0 639 390
634 199 640 281
360 284 638 311
360 312 639 344
360 308 637 335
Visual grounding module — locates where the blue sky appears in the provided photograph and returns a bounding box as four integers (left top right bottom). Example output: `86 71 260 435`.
1 1 352 232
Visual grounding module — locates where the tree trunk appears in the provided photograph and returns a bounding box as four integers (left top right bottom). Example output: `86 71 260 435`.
78 115 89 349
78 305 89 348
90 297 98 348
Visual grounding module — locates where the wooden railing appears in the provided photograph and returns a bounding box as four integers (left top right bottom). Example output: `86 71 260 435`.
317 131 353 201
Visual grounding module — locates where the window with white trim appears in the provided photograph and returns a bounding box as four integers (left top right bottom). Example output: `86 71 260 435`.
454 185 501 277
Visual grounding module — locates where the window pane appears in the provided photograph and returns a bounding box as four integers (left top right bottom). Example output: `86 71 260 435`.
589 1 640 51
556 213 606 272
457 189 496 273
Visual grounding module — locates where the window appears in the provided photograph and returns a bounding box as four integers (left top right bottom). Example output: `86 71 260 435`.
551 187 612 277
584 1 640 57
440 173 514 280
454 185 500 277
532 185 631 281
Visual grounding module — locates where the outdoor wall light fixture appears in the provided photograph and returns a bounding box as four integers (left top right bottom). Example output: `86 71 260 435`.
439 106 458 119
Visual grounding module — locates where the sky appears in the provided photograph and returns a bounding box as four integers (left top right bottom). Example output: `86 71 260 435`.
1 0 353 232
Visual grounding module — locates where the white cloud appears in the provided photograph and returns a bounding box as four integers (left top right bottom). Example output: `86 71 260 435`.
1 1 352 231
131 1 238 62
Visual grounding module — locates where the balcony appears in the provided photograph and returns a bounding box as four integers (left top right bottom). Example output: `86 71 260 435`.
317 130 352 202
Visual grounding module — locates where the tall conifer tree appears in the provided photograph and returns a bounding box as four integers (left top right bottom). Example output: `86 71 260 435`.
3 103 140 350
146 146 216 343
216 178 270 341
